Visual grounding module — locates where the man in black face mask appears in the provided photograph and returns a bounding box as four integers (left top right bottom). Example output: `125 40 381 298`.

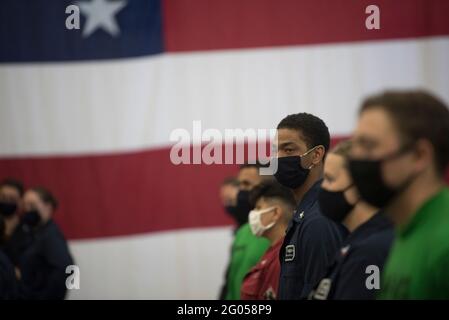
222 163 272 300
309 140 394 300
349 90 449 299
274 113 347 299
18 187 74 299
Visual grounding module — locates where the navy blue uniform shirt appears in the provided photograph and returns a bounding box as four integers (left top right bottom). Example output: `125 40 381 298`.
278 180 348 300
309 213 394 300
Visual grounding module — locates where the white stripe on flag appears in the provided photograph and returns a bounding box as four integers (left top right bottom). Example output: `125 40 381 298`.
1 37 448 156
67 226 234 299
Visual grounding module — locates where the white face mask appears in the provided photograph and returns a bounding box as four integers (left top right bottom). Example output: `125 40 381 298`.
248 206 276 237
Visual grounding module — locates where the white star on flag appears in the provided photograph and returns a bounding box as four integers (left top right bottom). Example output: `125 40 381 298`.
77 0 127 38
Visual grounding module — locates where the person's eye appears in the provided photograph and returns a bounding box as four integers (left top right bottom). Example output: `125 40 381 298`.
358 139 377 151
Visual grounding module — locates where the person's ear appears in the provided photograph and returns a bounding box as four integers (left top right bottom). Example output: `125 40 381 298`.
272 206 282 222
413 139 434 174
311 145 325 165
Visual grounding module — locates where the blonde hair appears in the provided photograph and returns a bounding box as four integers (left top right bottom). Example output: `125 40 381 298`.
330 140 352 160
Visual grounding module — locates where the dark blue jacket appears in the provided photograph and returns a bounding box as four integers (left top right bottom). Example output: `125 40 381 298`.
309 213 394 300
2 221 34 266
278 180 348 300
0 249 18 299
19 219 74 300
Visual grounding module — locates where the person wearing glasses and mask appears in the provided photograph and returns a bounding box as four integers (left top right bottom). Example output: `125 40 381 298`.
309 140 394 300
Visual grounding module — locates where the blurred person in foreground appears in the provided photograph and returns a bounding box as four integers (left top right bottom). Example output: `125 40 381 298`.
349 90 449 299
241 180 296 300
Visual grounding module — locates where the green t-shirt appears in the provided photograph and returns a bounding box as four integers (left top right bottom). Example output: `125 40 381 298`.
379 187 449 299
225 223 270 300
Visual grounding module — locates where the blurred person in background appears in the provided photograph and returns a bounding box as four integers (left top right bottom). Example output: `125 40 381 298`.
18 187 74 300
241 180 296 300
224 163 272 300
309 140 394 300
218 176 241 299
349 90 449 299
220 177 244 227
274 113 348 299
0 178 34 268
0 214 18 299
0 179 24 240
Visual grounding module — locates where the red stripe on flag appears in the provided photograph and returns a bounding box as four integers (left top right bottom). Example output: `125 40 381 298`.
0 147 238 240
162 0 449 52
1 139 448 240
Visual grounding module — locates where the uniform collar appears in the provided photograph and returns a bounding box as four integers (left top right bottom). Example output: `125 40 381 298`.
345 211 392 243
293 179 322 222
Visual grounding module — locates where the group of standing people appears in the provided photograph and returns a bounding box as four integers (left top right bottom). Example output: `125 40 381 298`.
219 90 449 300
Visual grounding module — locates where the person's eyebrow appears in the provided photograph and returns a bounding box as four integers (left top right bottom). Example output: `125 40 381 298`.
356 135 376 145
279 142 296 148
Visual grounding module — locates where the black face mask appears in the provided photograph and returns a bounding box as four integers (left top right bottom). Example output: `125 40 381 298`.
22 210 41 228
274 146 318 189
224 204 247 227
318 185 355 223
0 201 17 217
230 190 252 226
348 145 416 208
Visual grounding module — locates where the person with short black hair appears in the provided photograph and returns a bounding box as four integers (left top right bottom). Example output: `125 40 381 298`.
274 112 348 299
349 90 449 299
240 180 296 300
18 187 74 300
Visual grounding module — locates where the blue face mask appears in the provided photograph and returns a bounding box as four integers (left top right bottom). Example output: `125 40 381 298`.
274 146 318 189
